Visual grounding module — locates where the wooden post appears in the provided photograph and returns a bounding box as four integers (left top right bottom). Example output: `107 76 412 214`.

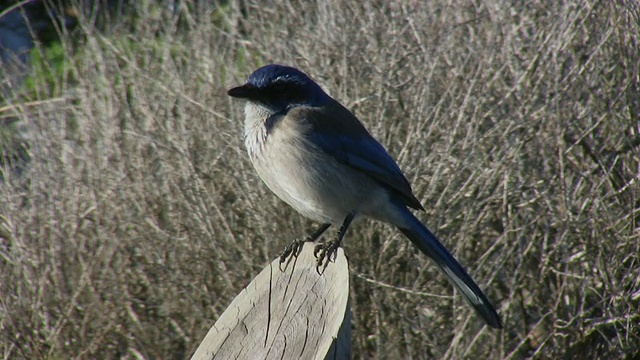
191 242 351 360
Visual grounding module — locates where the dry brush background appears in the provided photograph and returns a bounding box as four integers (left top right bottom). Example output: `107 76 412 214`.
1 0 639 359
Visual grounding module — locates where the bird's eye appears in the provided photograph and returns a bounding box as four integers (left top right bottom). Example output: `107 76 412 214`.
273 82 304 100
271 83 290 94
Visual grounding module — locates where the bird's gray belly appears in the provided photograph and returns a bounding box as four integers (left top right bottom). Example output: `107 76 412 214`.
251 136 375 224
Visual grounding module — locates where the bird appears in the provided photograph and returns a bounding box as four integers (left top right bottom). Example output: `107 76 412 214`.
227 64 502 329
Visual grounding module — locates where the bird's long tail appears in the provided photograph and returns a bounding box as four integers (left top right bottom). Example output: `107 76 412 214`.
397 209 502 328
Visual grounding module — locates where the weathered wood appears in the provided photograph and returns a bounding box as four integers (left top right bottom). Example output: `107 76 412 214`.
191 242 351 360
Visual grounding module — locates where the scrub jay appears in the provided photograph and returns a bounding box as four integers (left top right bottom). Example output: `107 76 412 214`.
228 64 502 329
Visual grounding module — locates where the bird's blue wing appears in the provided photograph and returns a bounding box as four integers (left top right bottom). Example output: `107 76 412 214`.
293 103 424 210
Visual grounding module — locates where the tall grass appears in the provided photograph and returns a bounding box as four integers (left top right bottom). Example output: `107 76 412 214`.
1 0 638 358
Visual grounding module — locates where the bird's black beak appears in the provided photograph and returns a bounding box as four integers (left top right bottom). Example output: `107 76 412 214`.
227 84 258 99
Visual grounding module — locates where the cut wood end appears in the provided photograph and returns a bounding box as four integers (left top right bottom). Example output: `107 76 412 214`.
191 242 351 360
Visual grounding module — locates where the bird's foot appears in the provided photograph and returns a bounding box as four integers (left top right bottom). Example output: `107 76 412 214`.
313 238 341 273
278 239 306 271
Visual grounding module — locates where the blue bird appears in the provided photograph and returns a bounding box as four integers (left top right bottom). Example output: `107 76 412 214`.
228 64 502 328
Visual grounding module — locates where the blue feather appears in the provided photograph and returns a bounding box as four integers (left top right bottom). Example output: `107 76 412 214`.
292 103 424 210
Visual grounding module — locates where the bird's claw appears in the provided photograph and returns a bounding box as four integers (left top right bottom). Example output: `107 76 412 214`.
279 239 306 271
313 238 341 274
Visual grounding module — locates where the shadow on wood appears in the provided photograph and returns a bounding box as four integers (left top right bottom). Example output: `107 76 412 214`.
191 242 351 360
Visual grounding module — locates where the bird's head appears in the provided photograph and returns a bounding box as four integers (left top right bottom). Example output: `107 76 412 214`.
228 64 330 115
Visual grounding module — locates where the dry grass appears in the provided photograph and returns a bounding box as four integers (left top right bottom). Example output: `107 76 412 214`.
1 0 639 359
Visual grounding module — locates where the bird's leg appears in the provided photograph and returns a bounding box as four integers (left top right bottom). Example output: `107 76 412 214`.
314 213 354 271
279 223 331 268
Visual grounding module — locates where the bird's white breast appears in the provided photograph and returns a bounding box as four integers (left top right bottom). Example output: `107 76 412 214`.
243 103 271 160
